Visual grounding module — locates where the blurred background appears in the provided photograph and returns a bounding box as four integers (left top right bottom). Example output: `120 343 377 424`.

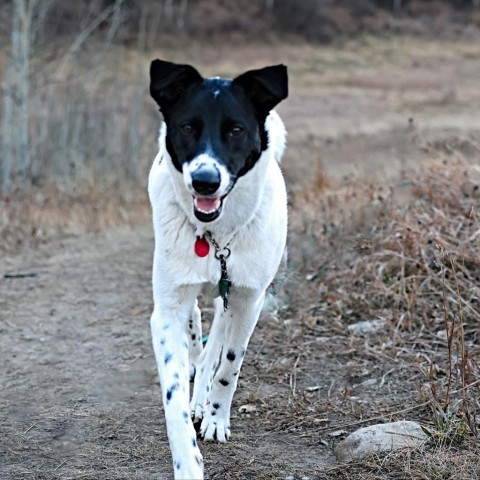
1 0 479 246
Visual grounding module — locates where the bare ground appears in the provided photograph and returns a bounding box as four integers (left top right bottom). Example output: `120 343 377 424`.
1 37 480 479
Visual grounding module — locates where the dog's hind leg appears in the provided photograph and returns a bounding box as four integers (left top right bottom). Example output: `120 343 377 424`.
151 285 204 480
189 299 203 381
190 297 226 426
200 289 265 443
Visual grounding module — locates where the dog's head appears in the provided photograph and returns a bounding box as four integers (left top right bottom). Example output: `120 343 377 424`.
150 60 288 223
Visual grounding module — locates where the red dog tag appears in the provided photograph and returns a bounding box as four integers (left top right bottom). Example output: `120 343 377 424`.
194 237 210 257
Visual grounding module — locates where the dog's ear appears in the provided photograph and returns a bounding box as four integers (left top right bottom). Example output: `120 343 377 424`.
233 65 288 118
150 59 203 116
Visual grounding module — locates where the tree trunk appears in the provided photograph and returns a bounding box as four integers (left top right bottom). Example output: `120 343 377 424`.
1 3 21 196
16 0 33 186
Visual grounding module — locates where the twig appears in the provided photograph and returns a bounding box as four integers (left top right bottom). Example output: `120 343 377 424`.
441 247 454 408
432 276 480 320
4 272 37 279
289 355 301 397
53 460 68 472
317 379 480 433
22 421 39 434
316 400 432 433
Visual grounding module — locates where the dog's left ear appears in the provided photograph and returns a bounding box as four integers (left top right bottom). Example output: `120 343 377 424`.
150 59 203 116
233 65 288 118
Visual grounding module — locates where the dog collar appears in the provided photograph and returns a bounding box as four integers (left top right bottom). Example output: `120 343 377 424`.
194 232 232 311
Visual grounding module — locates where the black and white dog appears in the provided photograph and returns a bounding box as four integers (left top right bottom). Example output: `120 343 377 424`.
148 59 288 479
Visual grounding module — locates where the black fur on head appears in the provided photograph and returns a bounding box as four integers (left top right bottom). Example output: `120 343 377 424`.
149 60 288 222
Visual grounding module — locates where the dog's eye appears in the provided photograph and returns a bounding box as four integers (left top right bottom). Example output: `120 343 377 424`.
181 124 194 135
230 126 244 137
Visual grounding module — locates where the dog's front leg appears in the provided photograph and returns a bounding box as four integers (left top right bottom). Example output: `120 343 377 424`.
189 299 203 381
190 297 226 424
151 286 204 480
200 289 265 442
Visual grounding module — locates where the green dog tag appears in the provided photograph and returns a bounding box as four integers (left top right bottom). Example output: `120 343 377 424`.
219 277 231 311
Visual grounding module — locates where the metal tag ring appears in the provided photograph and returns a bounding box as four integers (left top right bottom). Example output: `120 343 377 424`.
215 247 231 260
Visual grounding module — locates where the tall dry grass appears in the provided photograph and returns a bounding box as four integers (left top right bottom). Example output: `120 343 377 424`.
289 145 480 441
0 7 163 249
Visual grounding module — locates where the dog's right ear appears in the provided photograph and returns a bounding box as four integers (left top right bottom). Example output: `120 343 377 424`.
150 60 203 116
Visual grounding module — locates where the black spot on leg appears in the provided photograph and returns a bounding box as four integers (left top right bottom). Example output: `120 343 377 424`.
192 437 197 447
219 378 229 386
226 349 236 362
175 461 181 470
191 334 196 340
233 370 239 376
166 383 179 403
160 338 166 345
182 411 189 423
212 402 220 409
162 323 170 330
174 372 179 380
183 341 188 349
211 410 216 416
164 352 172 365
206 385 209 392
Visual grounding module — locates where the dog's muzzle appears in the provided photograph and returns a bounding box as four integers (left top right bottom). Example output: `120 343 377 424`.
190 165 223 222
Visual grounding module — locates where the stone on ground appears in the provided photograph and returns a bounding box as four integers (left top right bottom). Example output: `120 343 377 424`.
334 420 427 463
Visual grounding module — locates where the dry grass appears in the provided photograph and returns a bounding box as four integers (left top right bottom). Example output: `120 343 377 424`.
0 183 150 252
321 440 480 479
276 144 480 478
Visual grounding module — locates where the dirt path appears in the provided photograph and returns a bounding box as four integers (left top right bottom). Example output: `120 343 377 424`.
0 228 337 480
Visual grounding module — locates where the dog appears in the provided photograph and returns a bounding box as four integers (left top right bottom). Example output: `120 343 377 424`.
148 59 288 479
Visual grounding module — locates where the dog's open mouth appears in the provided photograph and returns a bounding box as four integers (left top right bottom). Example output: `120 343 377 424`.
193 196 223 222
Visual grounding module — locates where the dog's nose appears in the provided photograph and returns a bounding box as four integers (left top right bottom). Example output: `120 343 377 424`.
191 166 221 195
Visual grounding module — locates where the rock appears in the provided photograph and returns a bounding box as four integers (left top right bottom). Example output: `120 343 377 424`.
334 420 427 463
347 320 386 335
238 404 257 414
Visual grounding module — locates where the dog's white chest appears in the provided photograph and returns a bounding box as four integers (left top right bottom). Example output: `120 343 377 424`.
148 139 287 294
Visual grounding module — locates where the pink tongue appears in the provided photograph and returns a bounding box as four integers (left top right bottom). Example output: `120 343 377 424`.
194 197 220 212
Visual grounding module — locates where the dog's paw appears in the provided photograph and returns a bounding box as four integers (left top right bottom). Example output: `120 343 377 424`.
171 435 204 479
190 402 205 429
200 412 231 443
173 453 204 480
189 382 209 424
